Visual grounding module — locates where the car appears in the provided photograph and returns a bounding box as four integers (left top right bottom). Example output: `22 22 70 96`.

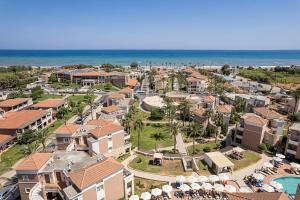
75 118 83 124
0 186 13 200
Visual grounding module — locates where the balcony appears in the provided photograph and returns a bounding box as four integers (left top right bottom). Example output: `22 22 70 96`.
286 149 297 155
288 139 299 146
237 124 244 131
29 183 44 200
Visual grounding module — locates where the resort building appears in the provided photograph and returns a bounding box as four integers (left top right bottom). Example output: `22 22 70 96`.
0 109 52 135
192 107 208 126
285 123 300 160
0 133 15 152
217 104 233 125
31 98 67 116
165 91 189 103
55 123 81 150
277 96 300 114
0 98 33 113
203 95 216 109
15 152 134 200
186 76 207 93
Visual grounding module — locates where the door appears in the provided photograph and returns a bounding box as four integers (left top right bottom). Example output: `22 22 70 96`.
56 172 62 183
44 174 50 183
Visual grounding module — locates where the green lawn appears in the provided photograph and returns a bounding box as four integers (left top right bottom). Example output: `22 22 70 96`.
228 150 261 171
197 159 213 175
129 155 191 176
67 95 88 105
0 144 26 175
52 82 81 89
130 124 173 151
187 140 222 155
134 177 167 196
35 94 63 101
92 84 120 92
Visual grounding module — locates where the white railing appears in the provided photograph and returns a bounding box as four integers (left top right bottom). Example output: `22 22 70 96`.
29 182 44 200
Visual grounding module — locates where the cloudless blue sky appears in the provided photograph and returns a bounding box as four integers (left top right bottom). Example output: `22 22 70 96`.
0 0 299 50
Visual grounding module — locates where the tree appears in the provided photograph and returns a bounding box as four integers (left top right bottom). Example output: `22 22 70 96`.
214 113 224 142
178 100 191 126
84 89 95 120
169 73 176 90
170 122 179 154
287 112 300 122
48 74 58 83
123 117 131 134
221 124 228 136
221 64 231 75
57 107 69 120
36 130 48 150
74 104 85 124
204 109 214 123
21 142 39 155
130 62 139 69
229 107 239 124
187 122 203 154
234 98 245 113
101 63 115 72
163 98 176 124
259 143 267 152
134 119 144 150
104 83 113 91
17 130 37 145
151 132 165 152
292 87 300 113
30 86 44 100
149 108 164 120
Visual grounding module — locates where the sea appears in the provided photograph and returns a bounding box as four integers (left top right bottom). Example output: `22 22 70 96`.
0 50 300 67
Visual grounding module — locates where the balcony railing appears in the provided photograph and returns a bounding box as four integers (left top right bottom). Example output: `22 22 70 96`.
29 183 44 200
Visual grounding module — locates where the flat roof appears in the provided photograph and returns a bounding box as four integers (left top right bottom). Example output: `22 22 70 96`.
205 151 234 168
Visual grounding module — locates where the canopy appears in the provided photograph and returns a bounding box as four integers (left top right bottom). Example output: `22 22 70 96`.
263 162 273 168
239 187 252 193
225 185 237 193
198 176 208 183
162 185 172 193
151 188 162 196
187 175 197 183
176 175 186 183
179 184 190 192
276 153 285 159
218 173 230 181
191 183 201 190
262 184 275 192
202 182 213 191
214 184 224 192
129 195 139 200
208 175 220 182
140 192 151 200
252 173 265 180
270 181 283 190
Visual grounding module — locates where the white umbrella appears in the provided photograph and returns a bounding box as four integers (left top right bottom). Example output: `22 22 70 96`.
208 175 220 182
276 153 285 159
151 188 162 197
225 185 237 193
218 173 230 182
140 192 151 200
262 184 275 192
252 173 265 180
191 183 201 190
239 187 252 193
263 162 273 169
129 195 139 200
198 176 208 183
187 175 198 183
202 182 213 191
179 184 190 192
162 185 173 193
176 175 186 183
291 162 300 169
270 181 283 190
273 157 282 162
214 184 224 192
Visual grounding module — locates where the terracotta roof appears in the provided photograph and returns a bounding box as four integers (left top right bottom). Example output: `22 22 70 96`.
68 157 123 190
126 79 138 87
0 134 15 146
183 67 195 74
192 107 205 116
54 124 80 136
203 96 216 103
15 153 52 171
101 105 120 114
108 93 125 100
186 77 200 82
191 72 207 80
87 119 114 127
119 87 133 94
0 110 49 129
73 71 109 77
217 105 233 114
243 114 268 126
90 123 124 138
32 99 65 108
0 98 29 108
253 107 282 119
226 192 289 200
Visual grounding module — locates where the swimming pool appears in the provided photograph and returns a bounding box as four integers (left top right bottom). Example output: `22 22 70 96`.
274 176 300 195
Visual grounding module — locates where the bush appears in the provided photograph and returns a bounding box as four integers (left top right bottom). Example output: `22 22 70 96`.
203 146 211 152
135 157 142 163
258 143 267 152
149 108 164 120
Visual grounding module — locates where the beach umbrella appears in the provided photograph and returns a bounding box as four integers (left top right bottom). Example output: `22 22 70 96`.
187 175 197 183
252 173 265 180
239 187 252 193
179 184 190 192
176 175 186 183
208 175 220 182
218 173 230 182
129 195 139 200
214 184 224 192
225 185 237 193
263 162 273 169
276 153 285 159
202 182 213 191
273 157 282 162
151 188 162 197
262 184 275 192
270 181 283 190
190 183 201 190
162 185 173 193
140 192 151 200
198 176 208 183
291 162 300 169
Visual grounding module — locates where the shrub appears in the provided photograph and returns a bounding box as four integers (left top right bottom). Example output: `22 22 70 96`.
203 146 211 152
258 143 267 152
135 157 142 163
149 108 164 120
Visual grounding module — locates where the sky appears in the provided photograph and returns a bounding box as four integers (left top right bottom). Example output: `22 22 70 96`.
0 0 299 50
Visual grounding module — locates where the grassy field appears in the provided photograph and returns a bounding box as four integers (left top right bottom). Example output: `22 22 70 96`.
134 177 167 196
92 84 120 91
187 140 221 155
130 124 173 150
67 95 88 104
197 159 213 175
129 155 191 176
228 150 261 171
52 82 81 89
36 94 63 101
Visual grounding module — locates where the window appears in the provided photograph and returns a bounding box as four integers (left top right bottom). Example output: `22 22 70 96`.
25 188 31 194
63 138 70 143
22 175 29 181
96 185 103 191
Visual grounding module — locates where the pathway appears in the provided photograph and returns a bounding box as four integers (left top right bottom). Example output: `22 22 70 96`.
176 132 187 155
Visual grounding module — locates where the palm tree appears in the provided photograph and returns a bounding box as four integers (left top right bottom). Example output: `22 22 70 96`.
21 142 39 155
178 100 191 126
292 87 300 113
188 122 204 154
123 117 131 134
36 130 48 150
170 122 179 154
169 73 176 91
151 132 165 152
164 98 176 124
75 104 85 125
214 113 224 143
134 119 144 150
204 109 214 124
85 89 95 120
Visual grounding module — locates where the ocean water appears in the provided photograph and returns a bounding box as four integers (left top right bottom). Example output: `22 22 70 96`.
0 50 300 66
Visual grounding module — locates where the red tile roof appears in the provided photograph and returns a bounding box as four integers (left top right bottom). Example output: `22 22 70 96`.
217 105 233 114
32 99 65 108
126 79 138 87
68 157 123 190
0 134 15 146
15 153 52 171
253 107 282 119
90 123 124 138
0 98 29 108
73 71 109 77
226 192 289 200
203 96 216 103
87 119 114 127
119 87 133 94
54 124 80 136
108 93 125 100
101 105 120 114
243 114 268 126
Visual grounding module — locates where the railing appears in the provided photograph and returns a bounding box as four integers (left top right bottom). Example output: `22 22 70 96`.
29 182 44 200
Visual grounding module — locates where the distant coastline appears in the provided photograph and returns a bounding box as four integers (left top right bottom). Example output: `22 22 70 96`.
0 49 299 66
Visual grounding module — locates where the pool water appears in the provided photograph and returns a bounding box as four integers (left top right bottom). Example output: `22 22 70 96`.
274 176 300 195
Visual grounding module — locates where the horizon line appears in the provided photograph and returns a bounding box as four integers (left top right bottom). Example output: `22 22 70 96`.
0 49 300 51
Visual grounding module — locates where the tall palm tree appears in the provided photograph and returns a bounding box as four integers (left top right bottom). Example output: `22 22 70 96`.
170 122 179 154
179 100 191 127
188 122 204 155
85 89 95 120
123 117 131 134
292 87 300 113
21 142 39 155
204 109 214 124
214 113 224 143
151 132 165 152
75 104 85 125
134 119 144 150
36 129 48 150
169 73 176 91
164 98 176 124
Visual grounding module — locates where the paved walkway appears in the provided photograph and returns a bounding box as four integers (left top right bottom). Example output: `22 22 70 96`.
176 133 187 155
